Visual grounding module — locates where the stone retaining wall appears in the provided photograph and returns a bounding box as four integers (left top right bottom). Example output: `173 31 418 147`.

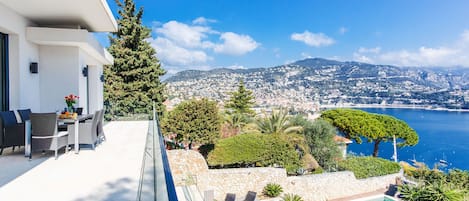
167 150 401 201
167 149 208 186
285 171 400 201
197 167 288 200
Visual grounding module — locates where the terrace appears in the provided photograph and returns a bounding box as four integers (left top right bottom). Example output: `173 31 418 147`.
0 118 177 201
0 0 180 200
0 121 144 200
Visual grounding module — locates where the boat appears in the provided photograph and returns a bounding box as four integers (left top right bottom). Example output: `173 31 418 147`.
438 153 449 167
410 154 418 164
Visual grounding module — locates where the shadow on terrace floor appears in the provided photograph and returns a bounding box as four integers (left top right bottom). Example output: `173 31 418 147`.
0 146 57 187
73 177 140 201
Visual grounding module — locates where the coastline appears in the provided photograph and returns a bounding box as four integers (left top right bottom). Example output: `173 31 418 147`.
319 104 469 112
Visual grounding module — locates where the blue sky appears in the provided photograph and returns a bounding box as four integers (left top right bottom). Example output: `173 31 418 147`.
100 0 469 74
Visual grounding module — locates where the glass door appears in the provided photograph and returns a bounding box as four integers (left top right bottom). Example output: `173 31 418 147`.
0 32 8 111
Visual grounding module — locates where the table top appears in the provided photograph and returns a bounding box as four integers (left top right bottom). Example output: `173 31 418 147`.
58 114 93 123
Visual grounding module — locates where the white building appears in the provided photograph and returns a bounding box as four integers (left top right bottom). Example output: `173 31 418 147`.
0 0 117 114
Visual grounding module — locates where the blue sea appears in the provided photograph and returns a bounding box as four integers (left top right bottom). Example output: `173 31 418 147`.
346 108 469 171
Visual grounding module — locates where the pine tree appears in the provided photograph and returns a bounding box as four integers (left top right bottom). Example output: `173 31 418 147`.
104 0 166 119
225 79 255 116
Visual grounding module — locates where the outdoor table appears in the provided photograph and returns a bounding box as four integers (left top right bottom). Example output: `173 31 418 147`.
24 114 94 158
59 114 93 154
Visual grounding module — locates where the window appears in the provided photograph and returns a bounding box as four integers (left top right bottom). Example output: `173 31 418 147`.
0 32 8 111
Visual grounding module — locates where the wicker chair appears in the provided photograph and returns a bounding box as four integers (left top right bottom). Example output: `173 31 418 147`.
67 110 100 149
96 109 106 142
17 109 32 122
30 113 69 159
0 111 25 155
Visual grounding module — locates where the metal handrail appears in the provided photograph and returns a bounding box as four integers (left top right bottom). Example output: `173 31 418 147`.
137 103 178 201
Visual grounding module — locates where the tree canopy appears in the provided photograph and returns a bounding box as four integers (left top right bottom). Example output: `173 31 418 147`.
321 109 418 157
255 109 303 135
207 133 301 173
302 119 341 171
104 0 166 119
225 79 255 116
161 98 221 146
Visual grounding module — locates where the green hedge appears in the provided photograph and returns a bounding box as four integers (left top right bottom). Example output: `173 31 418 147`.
338 156 401 179
207 133 301 172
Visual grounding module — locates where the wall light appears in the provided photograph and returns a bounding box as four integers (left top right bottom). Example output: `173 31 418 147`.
100 74 105 82
30 62 38 74
82 66 88 77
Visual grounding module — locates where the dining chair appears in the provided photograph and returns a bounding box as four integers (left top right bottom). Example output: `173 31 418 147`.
30 113 69 159
97 109 106 142
17 109 32 122
0 111 25 155
67 110 100 149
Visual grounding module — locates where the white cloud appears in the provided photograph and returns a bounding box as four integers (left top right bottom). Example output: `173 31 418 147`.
353 52 374 63
155 20 215 48
339 27 348 35
352 30 469 67
192 17 217 25
214 32 260 55
150 17 260 73
226 64 246 69
301 52 312 59
291 31 335 47
148 37 212 66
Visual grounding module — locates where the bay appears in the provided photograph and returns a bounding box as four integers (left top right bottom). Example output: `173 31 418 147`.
346 108 469 171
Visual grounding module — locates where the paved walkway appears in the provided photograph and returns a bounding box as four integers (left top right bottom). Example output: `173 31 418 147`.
0 121 148 201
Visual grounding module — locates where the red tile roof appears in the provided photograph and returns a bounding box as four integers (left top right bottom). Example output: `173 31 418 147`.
334 135 353 144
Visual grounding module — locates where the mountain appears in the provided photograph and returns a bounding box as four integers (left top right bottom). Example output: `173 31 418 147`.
165 58 469 111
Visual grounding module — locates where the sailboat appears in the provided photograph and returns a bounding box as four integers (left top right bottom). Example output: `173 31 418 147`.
439 153 448 167
410 154 418 164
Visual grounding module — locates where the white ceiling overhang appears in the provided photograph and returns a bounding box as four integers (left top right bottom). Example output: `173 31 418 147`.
0 0 117 32
27 27 113 65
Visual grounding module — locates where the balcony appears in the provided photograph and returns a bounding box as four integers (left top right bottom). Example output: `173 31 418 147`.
0 119 177 201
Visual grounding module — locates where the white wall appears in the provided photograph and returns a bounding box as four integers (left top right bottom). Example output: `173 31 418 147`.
0 3 40 111
37 46 104 114
39 46 79 112
87 64 104 113
79 49 104 114
1 3 108 113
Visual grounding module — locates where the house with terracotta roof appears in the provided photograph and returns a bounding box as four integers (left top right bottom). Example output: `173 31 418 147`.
334 135 353 159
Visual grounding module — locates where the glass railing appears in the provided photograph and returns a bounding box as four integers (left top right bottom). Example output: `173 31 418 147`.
137 103 178 201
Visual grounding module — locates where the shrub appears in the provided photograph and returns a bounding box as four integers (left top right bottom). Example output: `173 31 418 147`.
263 183 283 197
161 98 222 146
338 156 400 179
282 193 304 201
399 182 467 201
303 119 341 171
447 169 469 189
207 133 301 173
399 167 469 201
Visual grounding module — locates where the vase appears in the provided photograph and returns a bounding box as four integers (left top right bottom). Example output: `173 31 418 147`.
68 106 74 113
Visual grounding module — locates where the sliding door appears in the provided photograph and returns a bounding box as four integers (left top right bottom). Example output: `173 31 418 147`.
0 33 8 111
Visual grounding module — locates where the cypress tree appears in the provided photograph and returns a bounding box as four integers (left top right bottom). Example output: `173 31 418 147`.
104 0 166 119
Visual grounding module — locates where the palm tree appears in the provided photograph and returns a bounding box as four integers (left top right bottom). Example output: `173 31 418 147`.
225 112 249 130
255 109 303 135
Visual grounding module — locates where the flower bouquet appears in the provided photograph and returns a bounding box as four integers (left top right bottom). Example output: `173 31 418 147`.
65 94 79 113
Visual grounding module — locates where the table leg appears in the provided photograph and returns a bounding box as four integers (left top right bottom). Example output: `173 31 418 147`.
25 120 31 158
74 119 79 154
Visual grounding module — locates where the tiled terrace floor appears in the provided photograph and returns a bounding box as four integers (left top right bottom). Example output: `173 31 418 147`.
0 121 148 201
